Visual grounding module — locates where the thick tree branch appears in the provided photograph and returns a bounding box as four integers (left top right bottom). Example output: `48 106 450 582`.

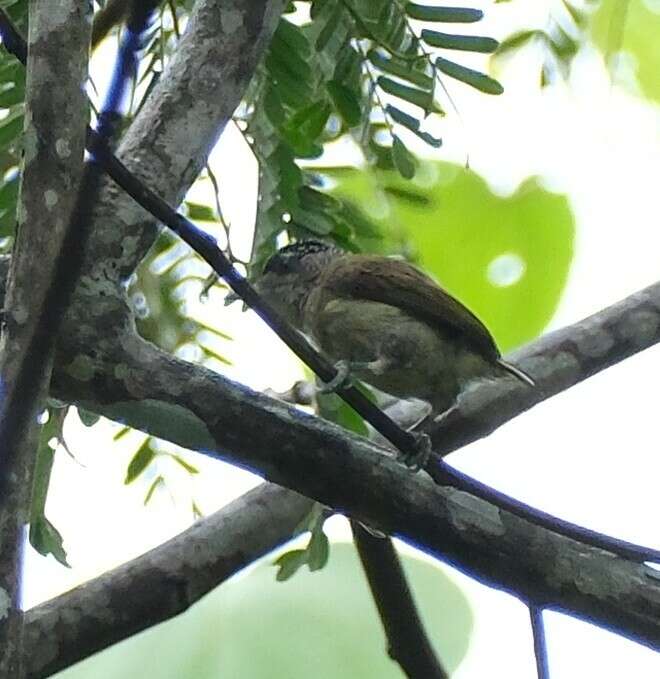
76 0 286 292
49 322 660 650
0 4 90 675
23 484 311 679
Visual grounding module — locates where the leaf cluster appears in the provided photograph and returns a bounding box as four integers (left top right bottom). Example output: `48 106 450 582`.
245 0 504 271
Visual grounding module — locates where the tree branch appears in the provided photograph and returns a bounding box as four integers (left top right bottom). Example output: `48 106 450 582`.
0 3 90 675
49 325 660 650
76 0 286 291
23 484 311 679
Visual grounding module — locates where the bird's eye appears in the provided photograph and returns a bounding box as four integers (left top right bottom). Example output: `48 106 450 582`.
263 254 293 275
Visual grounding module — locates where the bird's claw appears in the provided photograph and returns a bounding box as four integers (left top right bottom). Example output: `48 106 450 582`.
319 360 354 394
397 432 432 472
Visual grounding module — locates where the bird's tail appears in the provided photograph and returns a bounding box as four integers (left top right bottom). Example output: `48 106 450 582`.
497 359 535 387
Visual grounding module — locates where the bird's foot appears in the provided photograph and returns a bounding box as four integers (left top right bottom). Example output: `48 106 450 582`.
397 431 432 472
319 360 354 393
319 359 382 393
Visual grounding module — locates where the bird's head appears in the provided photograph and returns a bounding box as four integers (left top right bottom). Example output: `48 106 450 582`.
254 239 342 326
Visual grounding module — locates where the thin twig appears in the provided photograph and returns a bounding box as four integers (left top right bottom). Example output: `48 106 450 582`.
529 605 550 679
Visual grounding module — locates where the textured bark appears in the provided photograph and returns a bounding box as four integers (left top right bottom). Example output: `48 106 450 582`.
48 326 660 650
0 3 90 676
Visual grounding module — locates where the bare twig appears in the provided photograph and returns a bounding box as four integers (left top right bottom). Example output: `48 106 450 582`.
529 605 550 679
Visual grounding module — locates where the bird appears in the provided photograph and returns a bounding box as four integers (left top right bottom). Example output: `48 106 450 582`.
254 239 534 419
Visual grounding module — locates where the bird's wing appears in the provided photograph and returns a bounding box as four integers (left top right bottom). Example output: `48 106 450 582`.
319 254 501 360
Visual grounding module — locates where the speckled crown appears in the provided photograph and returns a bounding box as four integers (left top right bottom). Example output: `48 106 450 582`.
263 240 339 275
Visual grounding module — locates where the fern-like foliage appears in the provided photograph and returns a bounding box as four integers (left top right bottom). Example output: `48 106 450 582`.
0 0 26 249
245 1 504 272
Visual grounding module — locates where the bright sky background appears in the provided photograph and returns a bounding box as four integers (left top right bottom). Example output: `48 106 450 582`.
22 1 660 677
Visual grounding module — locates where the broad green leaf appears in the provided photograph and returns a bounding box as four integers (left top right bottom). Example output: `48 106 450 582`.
591 0 660 104
321 163 575 351
53 544 472 678
315 3 344 51
274 18 312 58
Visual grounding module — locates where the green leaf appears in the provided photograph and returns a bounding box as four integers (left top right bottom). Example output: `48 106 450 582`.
113 425 131 441
0 83 23 107
144 475 164 505
377 76 439 114
310 0 332 20
171 454 199 475
77 407 101 427
391 135 417 179
124 440 156 484
315 3 344 51
421 30 499 53
405 3 483 23
290 207 337 235
435 56 503 95
30 515 70 567
64 543 473 677
0 113 23 150
185 201 216 222
321 163 575 351
308 528 330 571
494 30 545 59
30 407 70 567
274 19 312 58
273 549 308 581
326 79 361 127
367 49 433 90
298 186 341 212
590 1 660 103
386 104 442 147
